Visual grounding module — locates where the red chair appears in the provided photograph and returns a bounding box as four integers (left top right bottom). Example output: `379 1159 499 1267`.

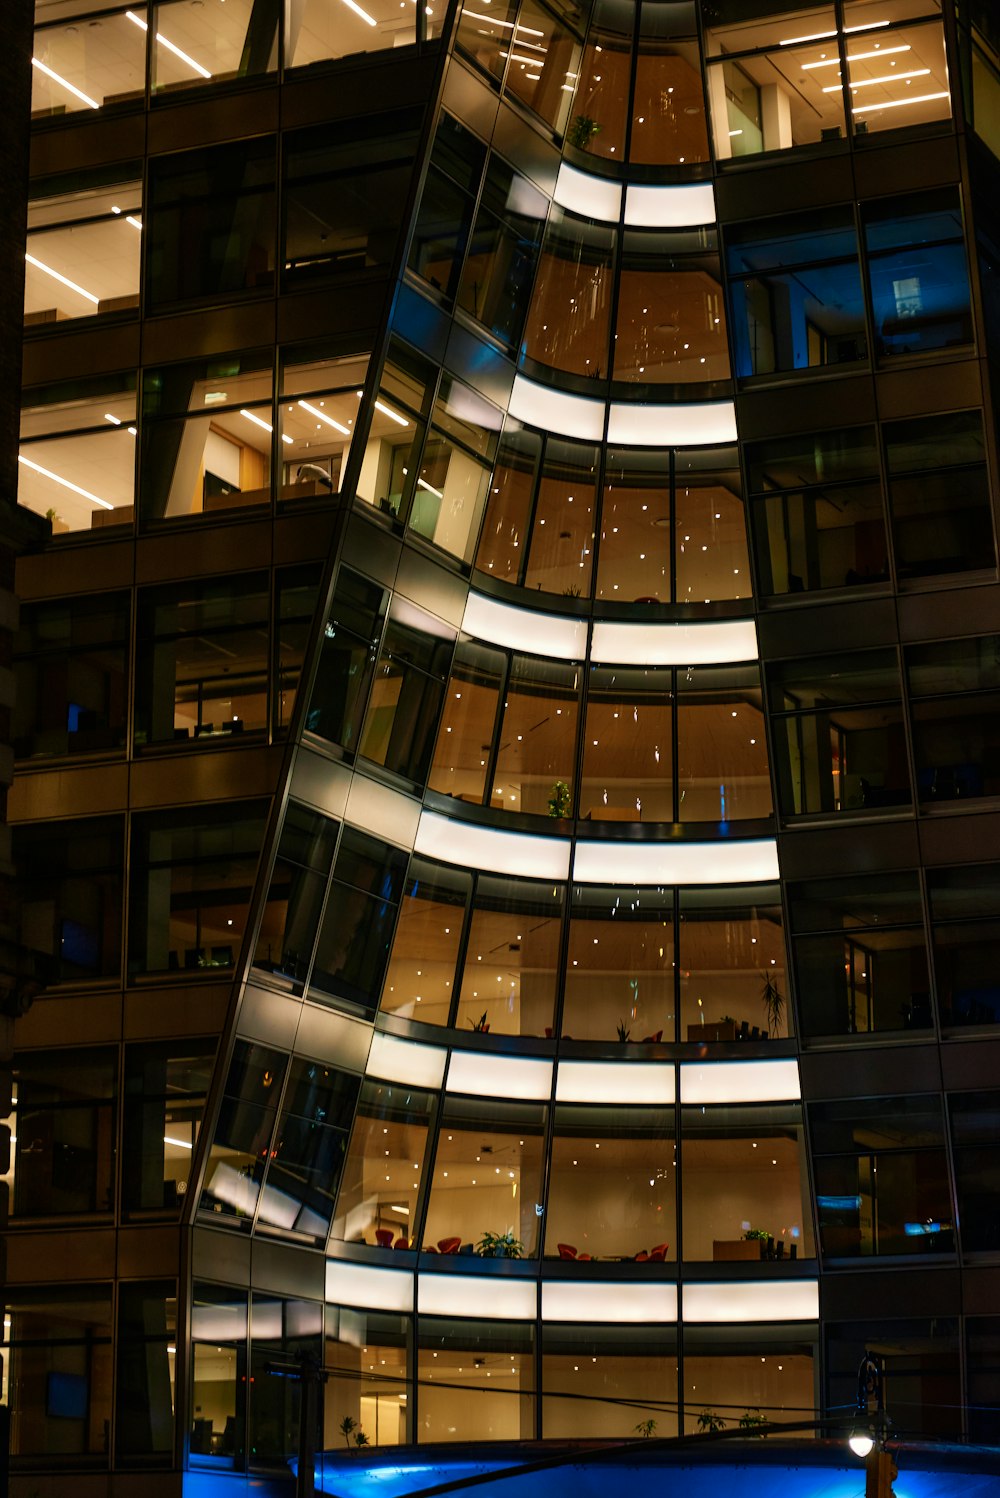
437 1236 462 1254
649 1242 669 1261
393 1236 410 1250
642 1030 664 1043
423 1245 439 1253
578 1252 592 1261
375 1228 394 1248
557 1243 578 1259
634 1249 650 1262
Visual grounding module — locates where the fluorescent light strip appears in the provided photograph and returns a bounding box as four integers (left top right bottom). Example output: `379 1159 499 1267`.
125 10 212 76
853 89 949 113
297 398 351 436
373 398 409 427
125 215 143 231
18 453 113 510
25 252 98 305
802 43 910 69
104 413 121 425
501 51 548 64
780 19 887 44
31 57 99 109
240 408 272 432
824 67 928 92
340 0 378 26
417 478 444 499
164 1135 192 1149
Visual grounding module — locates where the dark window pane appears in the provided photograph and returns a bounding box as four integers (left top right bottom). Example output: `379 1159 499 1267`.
358 605 454 786
147 138 276 307
14 816 123 982
305 568 386 750
115 1283 176 1463
6 1287 113 1460
864 189 972 357
254 803 339 986
310 830 408 1011
12 1048 116 1217
14 593 129 760
122 1043 214 1215
884 410 994 580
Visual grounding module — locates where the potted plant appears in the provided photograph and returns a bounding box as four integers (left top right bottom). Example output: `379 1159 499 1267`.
739 1409 768 1437
696 1409 726 1433
468 1011 490 1033
743 1226 771 1259
548 780 572 818
633 1418 657 1438
616 1019 631 1042
567 114 602 151
761 971 784 1037
476 1229 524 1258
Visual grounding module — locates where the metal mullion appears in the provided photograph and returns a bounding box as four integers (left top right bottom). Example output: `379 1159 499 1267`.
513 429 546 590
444 866 478 1029
619 0 643 168
482 648 513 810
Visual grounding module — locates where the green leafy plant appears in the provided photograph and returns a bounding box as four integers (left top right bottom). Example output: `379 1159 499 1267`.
354 1431 371 1448
548 780 572 818
739 1409 768 1437
468 1011 490 1033
339 1415 357 1449
761 971 784 1037
633 1418 657 1438
477 1229 524 1258
743 1227 769 1242
567 114 602 150
616 1019 631 1042
697 1409 726 1433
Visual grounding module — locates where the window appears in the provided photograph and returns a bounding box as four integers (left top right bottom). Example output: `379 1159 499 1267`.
128 801 268 977
190 1285 248 1466
139 354 273 522
253 803 339 988
248 1296 322 1468
491 654 581 816
151 0 278 93
122 1043 214 1214
884 411 994 580
677 665 771 823
309 829 408 1011
454 875 563 1036
409 115 486 303
283 115 420 291
542 1326 677 1438
380 858 471 1025
18 377 137 534
14 817 123 983
14 592 129 759
810 1095 953 1258
275 563 323 731
561 883 672 1042
200 1042 289 1224
679 885 785 1041
418 1319 535 1442
767 649 909 817
428 639 505 805
304 568 386 751
614 231 729 386
522 437 598 595
25 175 142 327
256 1060 360 1240
567 0 632 161
788 872 929 1039
134 574 270 746
423 1099 546 1257
630 5 707 165
458 155 547 348
6 1287 113 1461
580 667 673 822
286 0 427 67
928 863 1000 1030
545 1104 676 1261
746 425 887 597
684 1328 815 1435
473 427 541 585
325 1307 409 1447
907 634 1000 803
355 343 434 520
949 1091 1000 1254
725 209 867 380
11 1049 116 1218
329 1080 435 1249
116 1283 177 1464
278 352 369 501
503 0 582 135
357 601 454 788
522 210 615 380
32 7 145 116
681 1103 813 1262
863 189 972 358
406 380 499 564
147 138 276 307
826 1315 959 1440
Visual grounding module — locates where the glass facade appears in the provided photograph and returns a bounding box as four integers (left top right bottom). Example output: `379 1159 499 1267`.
7 0 1000 1483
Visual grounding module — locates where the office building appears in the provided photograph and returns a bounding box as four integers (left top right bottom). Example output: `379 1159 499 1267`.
5 0 1000 1492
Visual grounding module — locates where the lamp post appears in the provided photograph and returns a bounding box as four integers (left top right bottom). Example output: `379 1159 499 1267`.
852 1350 897 1498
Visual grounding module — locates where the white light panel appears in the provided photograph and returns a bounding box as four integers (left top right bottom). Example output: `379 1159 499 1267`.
414 810 571 880
543 1281 677 1323
556 1060 674 1104
552 163 622 222
463 591 587 661
346 775 420 851
572 839 780 886
447 1050 553 1100
325 1259 414 1312
683 1280 818 1323
607 401 738 446
680 1059 801 1104
507 376 605 442
419 1274 537 1320
624 182 716 228
366 1032 447 1089
590 618 758 666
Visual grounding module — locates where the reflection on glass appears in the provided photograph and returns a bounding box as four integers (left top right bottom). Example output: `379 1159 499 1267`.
14 591 130 759
257 1062 360 1240
568 0 631 161
200 1043 288 1223
381 859 470 1024
31 11 146 116
6 1288 114 1459
310 830 408 1012
681 1103 812 1262
561 885 673 1042
123 1043 214 1215
474 428 541 584
863 189 970 357
190 1285 247 1466
545 1105 676 1260
679 886 785 1040
358 603 453 786
253 802 338 986
491 655 580 815
631 17 707 165
884 410 993 580
504 0 582 135
597 454 670 603
522 212 615 379
683 1346 814 1434
454 875 563 1036
423 1101 546 1257
580 669 673 822
329 1081 434 1249
613 258 729 386
677 666 771 822
286 0 420 67
674 465 750 603
325 1307 409 1448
